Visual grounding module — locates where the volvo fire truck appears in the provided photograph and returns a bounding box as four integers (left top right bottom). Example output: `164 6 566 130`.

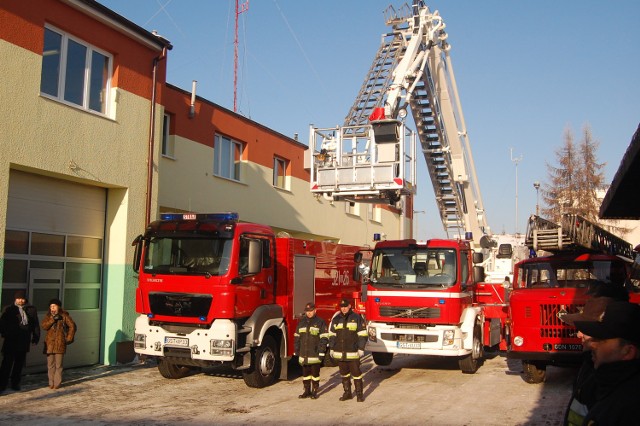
508 214 639 383
357 238 506 373
132 212 363 388
308 1 514 372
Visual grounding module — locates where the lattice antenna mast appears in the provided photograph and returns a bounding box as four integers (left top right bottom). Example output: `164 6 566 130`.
234 0 249 112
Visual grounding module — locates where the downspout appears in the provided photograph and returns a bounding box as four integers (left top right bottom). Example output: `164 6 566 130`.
145 47 167 226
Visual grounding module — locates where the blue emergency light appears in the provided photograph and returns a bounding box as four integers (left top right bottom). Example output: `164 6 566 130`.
160 212 239 222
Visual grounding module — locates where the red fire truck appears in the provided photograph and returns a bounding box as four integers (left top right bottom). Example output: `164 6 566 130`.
359 238 506 374
131 212 363 388
507 214 639 383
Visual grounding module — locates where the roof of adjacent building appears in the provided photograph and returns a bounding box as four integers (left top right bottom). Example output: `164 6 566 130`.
600 123 640 220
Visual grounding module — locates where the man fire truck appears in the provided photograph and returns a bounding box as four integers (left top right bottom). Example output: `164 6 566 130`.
507 214 639 383
308 1 513 372
131 212 363 388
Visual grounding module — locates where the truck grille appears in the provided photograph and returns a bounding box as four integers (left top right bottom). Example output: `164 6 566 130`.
149 292 212 318
539 303 581 339
381 332 439 343
379 306 441 319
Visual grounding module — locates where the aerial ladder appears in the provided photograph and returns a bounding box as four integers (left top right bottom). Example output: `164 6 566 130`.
308 1 489 244
526 214 634 260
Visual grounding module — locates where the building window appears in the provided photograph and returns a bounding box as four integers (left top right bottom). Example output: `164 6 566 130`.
214 134 243 181
161 114 175 158
368 205 382 223
40 26 112 115
273 157 288 189
346 201 360 216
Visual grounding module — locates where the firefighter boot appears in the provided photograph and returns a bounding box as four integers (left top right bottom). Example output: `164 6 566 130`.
299 380 311 399
310 380 319 399
354 379 364 402
339 378 353 401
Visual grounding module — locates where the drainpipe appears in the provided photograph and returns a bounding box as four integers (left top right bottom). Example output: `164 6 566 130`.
145 47 167 226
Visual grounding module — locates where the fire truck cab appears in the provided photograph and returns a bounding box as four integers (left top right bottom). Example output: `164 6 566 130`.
507 214 639 383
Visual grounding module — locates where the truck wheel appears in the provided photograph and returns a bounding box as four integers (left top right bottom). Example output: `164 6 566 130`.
372 352 394 366
522 361 546 384
242 335 280 388
459 326 483 374
157 359 191 379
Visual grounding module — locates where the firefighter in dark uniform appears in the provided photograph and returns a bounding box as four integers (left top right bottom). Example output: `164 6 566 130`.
328 298 367 402
294 302 328 399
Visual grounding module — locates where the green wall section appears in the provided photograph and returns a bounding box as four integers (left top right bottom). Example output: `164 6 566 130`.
102 263 138 365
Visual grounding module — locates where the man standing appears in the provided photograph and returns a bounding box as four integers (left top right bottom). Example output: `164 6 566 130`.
293 302 328 399
328 298 367 402
574 300 640 424
0 290 40 393
559 281 630 426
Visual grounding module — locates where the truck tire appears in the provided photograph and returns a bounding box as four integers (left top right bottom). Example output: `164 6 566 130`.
242 335 280 388
459 326 483 374
372 352 394 366
522 361 546 384
157 359 191 379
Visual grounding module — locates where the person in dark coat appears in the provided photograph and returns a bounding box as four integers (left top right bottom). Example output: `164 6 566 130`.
0 290 40 393
328 298 367 402
293 302 328 399
559 281 629 426
41 298 76 389
574 300 640 425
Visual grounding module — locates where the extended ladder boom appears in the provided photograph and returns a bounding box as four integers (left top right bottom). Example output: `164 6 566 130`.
308 1 488 243
525 214 634 259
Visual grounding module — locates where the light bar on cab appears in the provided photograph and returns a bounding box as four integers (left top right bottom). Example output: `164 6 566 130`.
160 212 239 222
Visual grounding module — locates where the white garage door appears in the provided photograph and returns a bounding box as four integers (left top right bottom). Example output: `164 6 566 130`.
3 170 105 370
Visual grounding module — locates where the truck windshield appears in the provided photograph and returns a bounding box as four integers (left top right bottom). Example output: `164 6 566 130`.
517 260 627 289
369 248 457 288
144 237 233 276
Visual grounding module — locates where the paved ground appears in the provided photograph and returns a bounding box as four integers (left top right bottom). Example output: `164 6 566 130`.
0 352 575 425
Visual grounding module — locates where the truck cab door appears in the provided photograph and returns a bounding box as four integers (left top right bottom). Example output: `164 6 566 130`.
233 235 275 317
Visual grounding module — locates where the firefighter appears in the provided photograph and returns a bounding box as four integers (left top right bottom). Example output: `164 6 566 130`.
293 302 328 399
328 298 367 402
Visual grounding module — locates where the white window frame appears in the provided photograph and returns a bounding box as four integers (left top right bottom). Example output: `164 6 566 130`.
368 205 382 223
214 134 243 181
161 114 175 158
273 156 289 189
346 201 360 217
40 25 113 116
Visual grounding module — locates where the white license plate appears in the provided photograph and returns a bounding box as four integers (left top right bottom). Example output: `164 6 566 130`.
398 342 420 349
165 337 189 347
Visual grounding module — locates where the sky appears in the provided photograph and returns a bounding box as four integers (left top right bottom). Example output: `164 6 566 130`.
99 0 640 239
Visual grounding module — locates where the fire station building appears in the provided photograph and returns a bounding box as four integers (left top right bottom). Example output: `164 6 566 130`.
0 0 404 371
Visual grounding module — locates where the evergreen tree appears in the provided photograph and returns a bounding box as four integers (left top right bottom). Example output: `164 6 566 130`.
541 123 630 237
541 127 578 223
576 124 605 222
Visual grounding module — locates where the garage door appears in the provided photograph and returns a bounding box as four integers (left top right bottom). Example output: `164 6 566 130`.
3 170 105 370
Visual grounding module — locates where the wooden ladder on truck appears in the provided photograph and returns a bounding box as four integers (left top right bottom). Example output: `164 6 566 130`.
525 214 634 258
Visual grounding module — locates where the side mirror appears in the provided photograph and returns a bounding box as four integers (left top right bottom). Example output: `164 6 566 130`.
473 252 484 264
246 239 262 275
473 265 485 283
354 252 363 263
131 235 143 273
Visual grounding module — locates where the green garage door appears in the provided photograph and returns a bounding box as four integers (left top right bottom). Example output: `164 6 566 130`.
3 170 105 371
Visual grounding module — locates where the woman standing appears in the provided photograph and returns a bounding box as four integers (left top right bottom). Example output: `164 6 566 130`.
41 299 76 389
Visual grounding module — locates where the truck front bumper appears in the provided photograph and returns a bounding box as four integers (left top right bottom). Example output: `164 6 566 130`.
365 321 470 357
134 315 237 362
